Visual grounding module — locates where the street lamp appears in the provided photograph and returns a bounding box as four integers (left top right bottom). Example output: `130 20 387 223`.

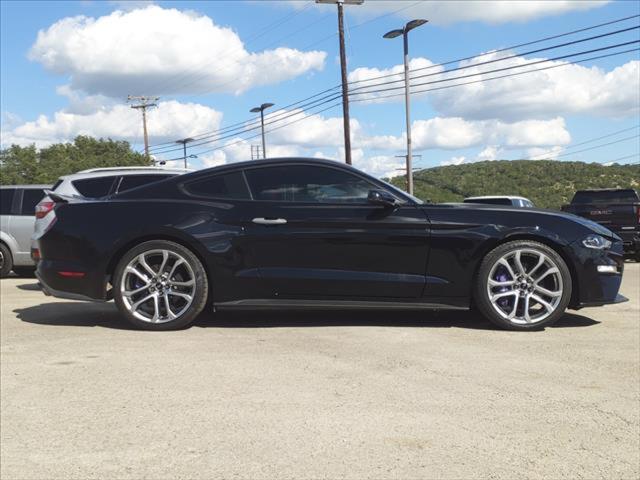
316 0 364 165
384 19 428 195
175 137 194 169
250 102 274 159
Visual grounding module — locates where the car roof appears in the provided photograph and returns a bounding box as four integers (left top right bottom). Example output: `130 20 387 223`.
59 167 191 181
175 157 361 180
0 184 51 189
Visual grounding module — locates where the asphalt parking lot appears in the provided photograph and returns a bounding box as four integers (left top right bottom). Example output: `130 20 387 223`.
1 264 638 479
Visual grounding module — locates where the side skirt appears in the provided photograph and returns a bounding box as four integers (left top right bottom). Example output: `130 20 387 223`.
214 299 469 311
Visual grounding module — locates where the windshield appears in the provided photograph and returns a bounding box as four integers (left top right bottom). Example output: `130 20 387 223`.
572 189 639 204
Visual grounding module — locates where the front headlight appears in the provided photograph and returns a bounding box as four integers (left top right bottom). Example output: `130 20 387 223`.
582 234 612 250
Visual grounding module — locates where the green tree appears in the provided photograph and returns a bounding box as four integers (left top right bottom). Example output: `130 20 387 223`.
0 136 150 185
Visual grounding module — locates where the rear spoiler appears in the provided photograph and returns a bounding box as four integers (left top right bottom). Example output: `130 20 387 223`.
44 190 86 204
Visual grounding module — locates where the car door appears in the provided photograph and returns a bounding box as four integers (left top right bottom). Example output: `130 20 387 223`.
242 163 430 299
11 188 46 264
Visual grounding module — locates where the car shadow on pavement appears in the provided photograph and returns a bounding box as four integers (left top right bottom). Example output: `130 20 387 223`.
14 301 600 331
16 282 41 292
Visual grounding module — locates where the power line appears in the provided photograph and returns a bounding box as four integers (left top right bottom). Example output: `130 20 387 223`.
350 46 639 103
159 101 343 162
146 15 639 151
554 134 640 158
153 94 343 156
146 16 639 155
152 44 638 157
345 13 640 87
348 26 639 96
530 125 640 159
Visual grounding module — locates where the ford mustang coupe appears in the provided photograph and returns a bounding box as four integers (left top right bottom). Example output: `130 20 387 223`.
34 158 627 331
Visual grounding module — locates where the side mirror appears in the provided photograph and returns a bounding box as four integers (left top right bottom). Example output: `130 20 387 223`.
368 189 398 207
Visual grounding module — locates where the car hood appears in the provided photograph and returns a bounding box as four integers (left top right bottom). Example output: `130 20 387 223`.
437 202 617 239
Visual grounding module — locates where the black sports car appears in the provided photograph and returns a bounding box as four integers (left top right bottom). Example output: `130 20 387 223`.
34 158 627 331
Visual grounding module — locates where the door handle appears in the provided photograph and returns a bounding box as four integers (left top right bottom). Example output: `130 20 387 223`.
252 217 287 225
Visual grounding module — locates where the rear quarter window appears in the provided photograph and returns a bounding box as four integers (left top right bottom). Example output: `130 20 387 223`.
0 189 16 215
185 172 250 199
72 176 118 198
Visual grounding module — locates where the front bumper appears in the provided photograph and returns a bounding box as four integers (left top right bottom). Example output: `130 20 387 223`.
568 236 626 309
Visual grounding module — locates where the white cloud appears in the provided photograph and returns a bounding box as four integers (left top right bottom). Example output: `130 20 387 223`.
349 0 608 25
411 116 570 150
1 100 222 148
29 5 326 97
477 145 501 161
441 156 466 166
429 54 640 121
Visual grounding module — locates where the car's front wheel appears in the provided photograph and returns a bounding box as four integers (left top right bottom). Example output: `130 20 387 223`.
474 240 572 331
113 240 209 330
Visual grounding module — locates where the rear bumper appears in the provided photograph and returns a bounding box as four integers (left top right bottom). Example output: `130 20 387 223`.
36 259 109 302
36 270 102 302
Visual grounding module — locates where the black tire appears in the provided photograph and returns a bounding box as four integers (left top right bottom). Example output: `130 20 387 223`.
113 240 209 331
474 240 572 331
12 266 36 278
0 243 13 278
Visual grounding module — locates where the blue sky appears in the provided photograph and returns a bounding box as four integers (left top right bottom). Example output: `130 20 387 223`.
1 0 639 176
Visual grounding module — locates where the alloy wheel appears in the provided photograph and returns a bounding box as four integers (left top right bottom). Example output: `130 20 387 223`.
120 249 196 323
486 248 563 325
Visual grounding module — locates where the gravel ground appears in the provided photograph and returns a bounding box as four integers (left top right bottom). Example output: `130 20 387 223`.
1 263 638 479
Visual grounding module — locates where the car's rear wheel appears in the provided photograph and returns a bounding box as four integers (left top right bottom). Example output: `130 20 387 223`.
113 240 208 330
0 243 13 278
474 240 572 331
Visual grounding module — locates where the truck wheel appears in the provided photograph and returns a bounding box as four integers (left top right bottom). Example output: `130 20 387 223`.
0 243 13 278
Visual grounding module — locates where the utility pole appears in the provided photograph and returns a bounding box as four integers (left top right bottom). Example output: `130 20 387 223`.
128 95 159 158
384 19 428 195
395 154 422 192
316 0 363 165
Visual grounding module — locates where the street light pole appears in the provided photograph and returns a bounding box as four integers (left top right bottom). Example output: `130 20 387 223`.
316 0 363 165
175 137 194 168
250 103 274 159
384 19 428 195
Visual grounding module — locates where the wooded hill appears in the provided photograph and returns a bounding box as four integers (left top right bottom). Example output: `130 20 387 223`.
389 160 639 210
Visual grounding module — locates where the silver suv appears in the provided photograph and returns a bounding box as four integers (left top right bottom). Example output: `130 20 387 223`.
31 167 191 264
1 185 50 277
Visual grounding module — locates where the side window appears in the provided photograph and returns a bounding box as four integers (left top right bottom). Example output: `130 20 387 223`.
20 189 46 215
117 174 172 193
0 189 16 215
72 176 117 198
245 165 377 203
185 172 249 199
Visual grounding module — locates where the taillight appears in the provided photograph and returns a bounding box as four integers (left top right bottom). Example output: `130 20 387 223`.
35 201 55 219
